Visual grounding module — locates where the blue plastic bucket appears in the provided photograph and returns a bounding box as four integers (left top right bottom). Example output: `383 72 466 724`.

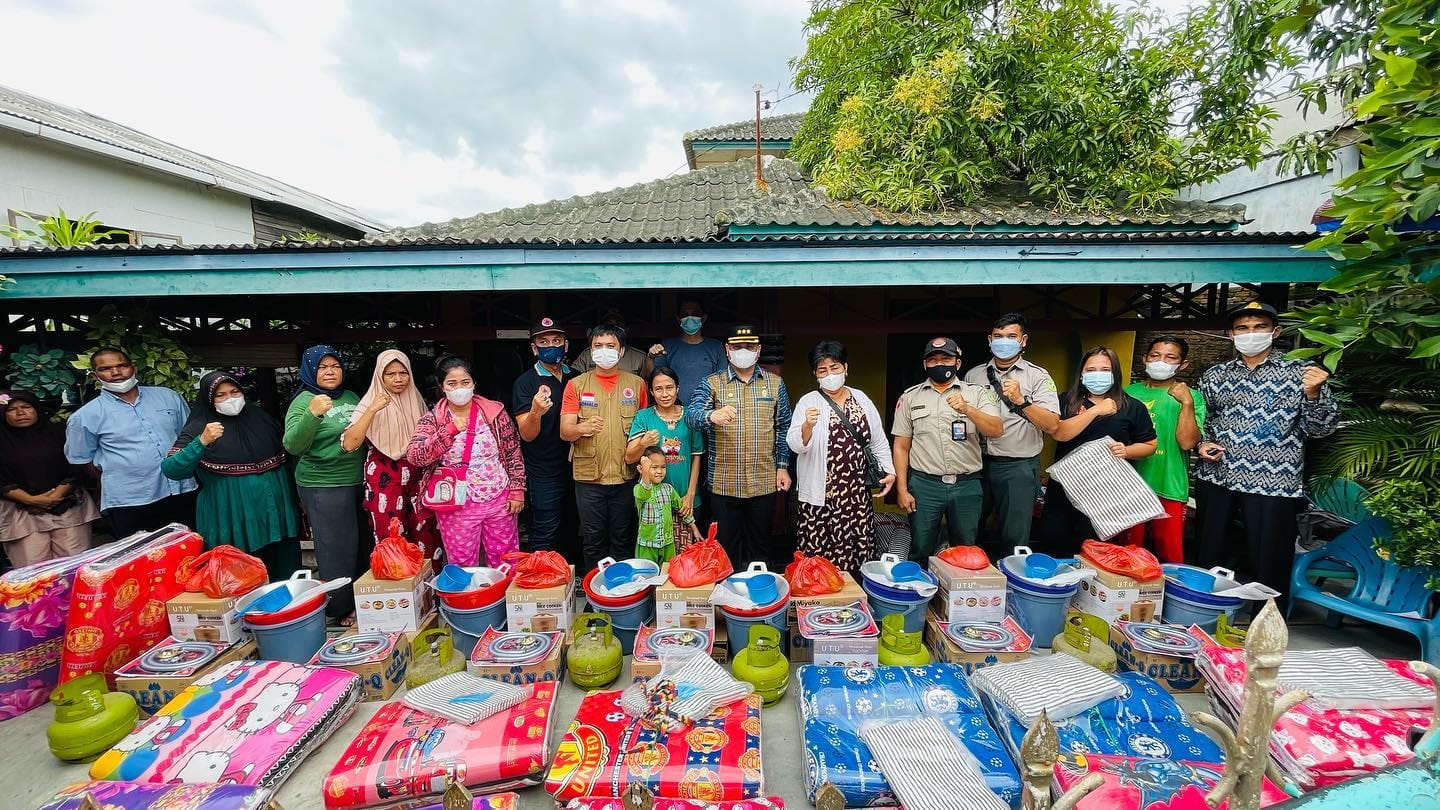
588 594 654 656
999 555 1078 648
245 597 328 663
861 580 929 633
439 594 508 659
1161 564 1242 632
719 597 790 652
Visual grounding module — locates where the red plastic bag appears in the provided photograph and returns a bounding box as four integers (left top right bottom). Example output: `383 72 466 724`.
370 517 424 580
179 545 268 598
504 550 571 589
938 545 991 570
667 524 733 587
1081 539 1162 581
784 551 843 596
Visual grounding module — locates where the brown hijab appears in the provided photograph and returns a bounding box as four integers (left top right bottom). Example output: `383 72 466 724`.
350 350 428 460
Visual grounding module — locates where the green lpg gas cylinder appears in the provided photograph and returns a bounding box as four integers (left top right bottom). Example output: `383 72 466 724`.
47 673 138 761
731 624 789 705
877 612 931 666
569 612 623 689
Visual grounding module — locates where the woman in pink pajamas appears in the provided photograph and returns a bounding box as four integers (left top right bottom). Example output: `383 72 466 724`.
406 356 526 566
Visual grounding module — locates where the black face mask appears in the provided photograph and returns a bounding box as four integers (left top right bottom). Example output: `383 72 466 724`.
926 364 957 384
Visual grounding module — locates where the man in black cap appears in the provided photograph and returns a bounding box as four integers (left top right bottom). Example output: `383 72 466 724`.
686 325 793 564
1194 301 1338 606
512 316 577 556
892 338 1005 560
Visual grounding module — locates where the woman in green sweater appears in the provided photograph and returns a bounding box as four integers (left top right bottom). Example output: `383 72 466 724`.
284 345 365 622
163 371 300 577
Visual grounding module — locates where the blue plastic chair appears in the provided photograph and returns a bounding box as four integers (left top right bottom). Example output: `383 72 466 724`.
1289 518 1440 665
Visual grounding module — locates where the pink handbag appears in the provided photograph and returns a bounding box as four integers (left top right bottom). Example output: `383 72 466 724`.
421 405 479 512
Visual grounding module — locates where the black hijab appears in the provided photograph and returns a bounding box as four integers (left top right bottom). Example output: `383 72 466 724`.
0 390 76 495
175 372 286 473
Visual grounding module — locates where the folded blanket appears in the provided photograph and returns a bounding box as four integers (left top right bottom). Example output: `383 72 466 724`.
1046 438 1165 540
859 715 1008 810
971 653 1125 724
1278 647 1432 710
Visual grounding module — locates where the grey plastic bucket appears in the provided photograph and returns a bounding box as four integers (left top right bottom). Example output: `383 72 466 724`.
245 597 329 663
1162 589 1239 633
861 580 929 633
439 595 507 659
587 595 654 656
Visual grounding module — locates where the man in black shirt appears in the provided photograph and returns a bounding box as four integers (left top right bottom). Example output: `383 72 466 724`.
512 316 577 558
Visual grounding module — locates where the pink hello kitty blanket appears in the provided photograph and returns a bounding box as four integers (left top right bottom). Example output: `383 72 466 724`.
89 659 361 790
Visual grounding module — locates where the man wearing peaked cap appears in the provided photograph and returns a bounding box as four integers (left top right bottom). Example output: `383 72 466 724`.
685 324 793 564
892 337 1004 559
512 316 578 557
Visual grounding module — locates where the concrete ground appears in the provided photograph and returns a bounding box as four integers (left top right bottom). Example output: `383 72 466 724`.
11 606 1422 809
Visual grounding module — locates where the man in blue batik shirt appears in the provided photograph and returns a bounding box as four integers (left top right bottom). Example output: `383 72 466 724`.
1194 302 1339 606
65 347 196 539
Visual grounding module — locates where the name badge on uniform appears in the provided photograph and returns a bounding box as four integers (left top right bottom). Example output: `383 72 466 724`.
951 421 967 442
580 392 597 408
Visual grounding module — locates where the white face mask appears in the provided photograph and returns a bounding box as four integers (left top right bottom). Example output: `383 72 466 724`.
1145 361 1180 381
729 348 758 370
591 347 621 370
215 396 246 416
446 387 474 406
818 372 846 392
1232 332 1274 357
99 376 139 394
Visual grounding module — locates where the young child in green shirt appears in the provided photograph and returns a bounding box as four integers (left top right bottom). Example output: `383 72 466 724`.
634 446 700 563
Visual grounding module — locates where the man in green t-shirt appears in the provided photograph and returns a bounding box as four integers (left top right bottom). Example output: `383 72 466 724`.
1123 335 1207 563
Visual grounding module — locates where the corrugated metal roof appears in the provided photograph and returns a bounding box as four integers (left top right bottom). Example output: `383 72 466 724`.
0 83 387 235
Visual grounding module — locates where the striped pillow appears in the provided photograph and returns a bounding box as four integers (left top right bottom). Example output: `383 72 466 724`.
1279 647 1433 709
972 653 1125 725
858 715 1008 810
1046 437 1166 540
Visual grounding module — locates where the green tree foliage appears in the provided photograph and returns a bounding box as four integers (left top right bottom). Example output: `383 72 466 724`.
1277 0 1439 572
74 306 198 396
789 0 1295 211
2 209 127 248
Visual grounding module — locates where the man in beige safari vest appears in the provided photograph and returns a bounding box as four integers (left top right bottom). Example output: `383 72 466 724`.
560 323 648 568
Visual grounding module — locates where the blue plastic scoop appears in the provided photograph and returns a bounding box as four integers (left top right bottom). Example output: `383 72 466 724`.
601 561 639 589
731 573 778 605
889 561 929 584
1024 554 1077 579
435 564 476 593
245 587 294 615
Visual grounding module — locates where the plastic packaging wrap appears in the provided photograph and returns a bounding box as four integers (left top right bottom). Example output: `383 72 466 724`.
61 524 203 685
1052 754 1289 808
563 800 785 809
784 552 842 596
667 538 733 587
857 715 1008 810
504 550 571 588
89 659 360 790
796 664 1020 807
1081 539 1161 581
370 517 424 579
180 546 268 598
546 690 763 802
0 540 129 720
1198 641 1432 788
971 653 1125 725
323 683 558 808
621 651 753 731
38 781 274 810
984 671 1225 764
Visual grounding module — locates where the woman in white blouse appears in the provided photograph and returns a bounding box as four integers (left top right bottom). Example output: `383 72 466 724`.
787 340 895 573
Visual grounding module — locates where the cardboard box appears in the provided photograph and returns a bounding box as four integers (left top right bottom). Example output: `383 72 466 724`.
654 564 717 630
308 630 410 702
355 560 434 633
404 610 438 644
505 566 575 633
1071 558 1164 625
468 628 567 685
114 637 257 715
928 558 1007 624
711 623 729 665
924 612 1032 675
1110 621 1207 693
798 602 880 668
787 572 866 621
166 591 249 644
630 624 715 680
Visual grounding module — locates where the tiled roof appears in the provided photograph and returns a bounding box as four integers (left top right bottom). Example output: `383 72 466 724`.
0 83 387 235
682 112 806 143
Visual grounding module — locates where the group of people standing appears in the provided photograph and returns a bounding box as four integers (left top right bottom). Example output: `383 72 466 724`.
0 297 1336 615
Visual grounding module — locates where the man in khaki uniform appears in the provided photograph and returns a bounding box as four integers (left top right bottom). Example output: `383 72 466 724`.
892 337 1004 560
963 313 1061 548
560 323 648 568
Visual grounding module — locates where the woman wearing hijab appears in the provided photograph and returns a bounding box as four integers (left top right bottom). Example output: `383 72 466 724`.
284 344 365 622
342 349 441 565
0 391 99 566
162 372 301 576
407 356 526 567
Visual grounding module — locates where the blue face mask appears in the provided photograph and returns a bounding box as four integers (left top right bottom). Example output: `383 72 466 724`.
1082 371 1114 395
990 337 1022 360
679 316 703 335
536 345 565 365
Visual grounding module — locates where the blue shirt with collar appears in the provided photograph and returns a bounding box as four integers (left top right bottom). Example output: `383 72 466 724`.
64 386 197 511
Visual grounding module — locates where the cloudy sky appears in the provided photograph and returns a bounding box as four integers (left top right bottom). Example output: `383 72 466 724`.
2 0 813 228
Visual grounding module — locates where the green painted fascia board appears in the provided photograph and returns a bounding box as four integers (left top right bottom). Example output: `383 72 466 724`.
0 242 1335 299
728 222 1242 237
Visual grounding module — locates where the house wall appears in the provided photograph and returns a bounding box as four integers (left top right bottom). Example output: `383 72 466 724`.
1178 145 1360 233
0 128 255 245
